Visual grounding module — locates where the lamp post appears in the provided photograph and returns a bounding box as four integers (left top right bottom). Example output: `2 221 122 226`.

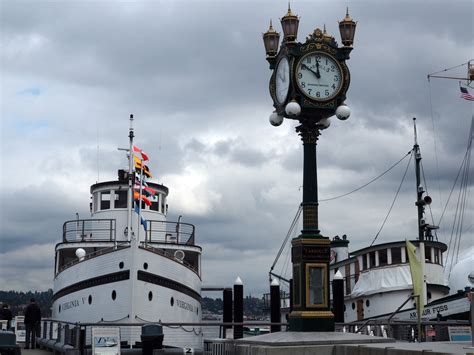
263 5 356 332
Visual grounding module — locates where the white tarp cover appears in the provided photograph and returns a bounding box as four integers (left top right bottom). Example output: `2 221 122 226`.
350 265 412 297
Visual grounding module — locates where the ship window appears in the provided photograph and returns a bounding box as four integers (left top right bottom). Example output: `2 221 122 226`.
119 262 124 269
378 249 388 266
59 305 61 313
362 255 367 270
170 297 174 307
434 249 440 264
88 295 92 305
150 195 159 211
112 290 117 300
366 299 370 307
425 245 432 263
143 262 148 270
100 191 110 210
369 251 376 268
148 291 153 301
114 190 127 209
161 197 166 214
391 247 402 264
351 302 355 310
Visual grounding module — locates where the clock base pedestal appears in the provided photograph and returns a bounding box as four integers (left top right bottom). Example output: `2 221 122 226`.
289 311 335 332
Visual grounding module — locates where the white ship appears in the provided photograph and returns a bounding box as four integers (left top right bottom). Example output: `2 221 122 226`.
329 117 473 323
270 117 473 325
51 116 202 349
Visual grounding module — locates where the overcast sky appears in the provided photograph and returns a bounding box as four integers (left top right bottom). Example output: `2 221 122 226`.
1 0 473 298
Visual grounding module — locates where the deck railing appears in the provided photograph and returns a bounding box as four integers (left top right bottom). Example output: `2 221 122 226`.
62 219 196 246
145 220 195 246
63 219 116 242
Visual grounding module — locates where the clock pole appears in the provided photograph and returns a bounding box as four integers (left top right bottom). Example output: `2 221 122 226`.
263 6 357 332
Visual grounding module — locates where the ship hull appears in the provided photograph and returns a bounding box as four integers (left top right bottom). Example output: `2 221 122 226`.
52 244 202 349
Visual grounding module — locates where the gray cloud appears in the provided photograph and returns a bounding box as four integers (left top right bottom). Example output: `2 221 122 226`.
1 0 472 296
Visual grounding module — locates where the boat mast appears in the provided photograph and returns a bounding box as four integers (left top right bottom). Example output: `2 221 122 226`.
127 114 134 243
413 118 425 241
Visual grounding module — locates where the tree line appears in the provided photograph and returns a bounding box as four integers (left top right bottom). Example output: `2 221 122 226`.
1 290 267 319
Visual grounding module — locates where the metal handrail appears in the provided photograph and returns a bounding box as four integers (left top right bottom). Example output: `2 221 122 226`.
145 220 195 245
140 244 199 276
57 243 130 274
63 219 116 242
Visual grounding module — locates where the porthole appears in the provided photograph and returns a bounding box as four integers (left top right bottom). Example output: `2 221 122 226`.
196 307 199 315
351 302 355 310
88 295 92 305
144 263 148 270
170 297 174 307
112 290 117 300
365 299 370 307
119 262 124 269
148 291 153 301
59 305 61 313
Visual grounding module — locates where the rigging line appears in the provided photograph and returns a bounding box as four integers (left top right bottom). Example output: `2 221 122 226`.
270 205 302 277
454 138 472 264
280 210 302 280
320 151 412 202
437 119 472 228
437 150 468 227
370 150 413 247
427 61 470 78
427 80 443 217
447 163 468 275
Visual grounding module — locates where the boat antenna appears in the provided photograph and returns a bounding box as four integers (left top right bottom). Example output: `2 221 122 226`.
127 114 135 243
96 116 100 183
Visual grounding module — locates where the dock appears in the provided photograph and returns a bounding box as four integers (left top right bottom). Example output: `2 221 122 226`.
14 340 474 355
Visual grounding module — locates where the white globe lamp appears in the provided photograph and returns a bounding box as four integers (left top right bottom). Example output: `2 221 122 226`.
336 104 351 120
319 118 331 128
269 111 284 126
285 100 301 117
75 248 86 261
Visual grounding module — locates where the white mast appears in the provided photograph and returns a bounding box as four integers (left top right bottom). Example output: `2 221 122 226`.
127 114 134 243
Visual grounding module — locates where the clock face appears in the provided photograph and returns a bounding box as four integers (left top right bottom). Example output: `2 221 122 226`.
295 52 343 101
275 57 290 105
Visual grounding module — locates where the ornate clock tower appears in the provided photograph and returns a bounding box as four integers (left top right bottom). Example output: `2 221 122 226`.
263 6 357 331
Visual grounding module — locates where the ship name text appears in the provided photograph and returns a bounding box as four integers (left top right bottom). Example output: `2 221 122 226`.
176 299 195 313
409 304 448 319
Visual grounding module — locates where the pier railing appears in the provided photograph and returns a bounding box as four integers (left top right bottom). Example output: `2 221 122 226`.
35 318 471 354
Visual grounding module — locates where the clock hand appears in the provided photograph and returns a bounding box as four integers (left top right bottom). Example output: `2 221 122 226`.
315 59 321 79
302 64 321 79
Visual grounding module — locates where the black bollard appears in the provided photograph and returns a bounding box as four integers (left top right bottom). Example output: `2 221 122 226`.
233 277 244 339
270 279 281 332
223 287 233 338
332 270 345 323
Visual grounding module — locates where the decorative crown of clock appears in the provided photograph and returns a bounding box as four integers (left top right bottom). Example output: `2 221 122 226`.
263 6 357 126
